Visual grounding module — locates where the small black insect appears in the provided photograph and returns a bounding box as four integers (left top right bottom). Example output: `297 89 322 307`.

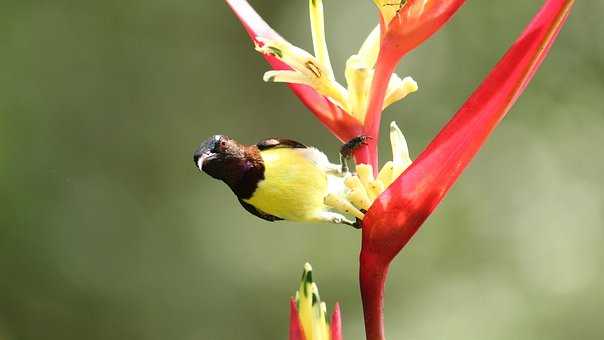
339 135 372 173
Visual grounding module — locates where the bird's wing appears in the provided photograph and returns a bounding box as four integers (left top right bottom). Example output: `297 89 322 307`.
256 138 307 150
258 137 343 174
238 198 284 222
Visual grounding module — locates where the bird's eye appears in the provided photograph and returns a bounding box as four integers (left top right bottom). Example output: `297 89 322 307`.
212 140 226 153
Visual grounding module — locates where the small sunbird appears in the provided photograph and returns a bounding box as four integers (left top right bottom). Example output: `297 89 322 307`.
193 135 367 227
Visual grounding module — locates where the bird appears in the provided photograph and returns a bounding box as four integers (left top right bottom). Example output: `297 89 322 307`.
193 135 363 227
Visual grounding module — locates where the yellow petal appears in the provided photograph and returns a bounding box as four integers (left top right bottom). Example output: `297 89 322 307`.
356 164 377 200
345 55 372 122
309 0 335 80
390 121 413 175
324 193 365 220
263 70 311 85
357 25 381 68
377 161 395 187
368 179 386 197
255 37 319 79
384 75 418 109
255 36 350 112
347 188 372 211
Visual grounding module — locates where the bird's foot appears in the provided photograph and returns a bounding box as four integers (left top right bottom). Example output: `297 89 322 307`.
316 212 361 229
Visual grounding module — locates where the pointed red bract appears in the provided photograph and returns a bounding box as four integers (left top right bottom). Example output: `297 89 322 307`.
360 1 575 339
366 0 574 265
289 298 306 340
225 0 363 143
330 303 343 340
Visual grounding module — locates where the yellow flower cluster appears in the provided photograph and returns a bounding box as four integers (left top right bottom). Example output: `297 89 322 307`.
255 0 417 123
324 121 413 220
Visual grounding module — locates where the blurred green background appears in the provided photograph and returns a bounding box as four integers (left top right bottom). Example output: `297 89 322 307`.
1 1 602 339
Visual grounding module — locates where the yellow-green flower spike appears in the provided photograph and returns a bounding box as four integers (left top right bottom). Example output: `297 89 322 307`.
296 263 332 340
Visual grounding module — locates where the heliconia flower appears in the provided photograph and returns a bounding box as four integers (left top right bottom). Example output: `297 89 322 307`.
289 263 343 340
224 1 574 340
226 0 417 144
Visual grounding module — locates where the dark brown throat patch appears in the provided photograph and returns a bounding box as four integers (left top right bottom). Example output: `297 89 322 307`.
229 146 264 199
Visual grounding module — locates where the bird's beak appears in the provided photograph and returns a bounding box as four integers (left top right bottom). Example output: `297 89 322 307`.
194 152 212 172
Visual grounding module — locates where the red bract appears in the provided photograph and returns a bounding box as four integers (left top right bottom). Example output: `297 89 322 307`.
362 0 466 169
225 0 363 143
361 1 575 339
288 298 305 340
330 303 343 340
379 0 467 58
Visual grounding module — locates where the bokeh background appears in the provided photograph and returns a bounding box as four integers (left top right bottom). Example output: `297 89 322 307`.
1 1 603 339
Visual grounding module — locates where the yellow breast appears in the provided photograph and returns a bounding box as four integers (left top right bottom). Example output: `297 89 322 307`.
244 148 328 221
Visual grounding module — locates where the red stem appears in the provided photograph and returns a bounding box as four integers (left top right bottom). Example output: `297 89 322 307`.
360 250 390 340
360 47 400 172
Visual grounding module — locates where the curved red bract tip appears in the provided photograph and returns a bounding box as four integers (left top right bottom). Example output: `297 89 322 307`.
225 0 363 143
360 1 575 339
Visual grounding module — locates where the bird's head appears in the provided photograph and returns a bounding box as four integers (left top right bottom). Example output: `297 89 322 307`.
193 135 248 182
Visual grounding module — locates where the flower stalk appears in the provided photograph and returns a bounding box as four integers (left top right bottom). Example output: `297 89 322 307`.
358 50 399 169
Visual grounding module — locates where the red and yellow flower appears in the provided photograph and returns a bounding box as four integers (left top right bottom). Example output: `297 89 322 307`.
224 1 575 339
